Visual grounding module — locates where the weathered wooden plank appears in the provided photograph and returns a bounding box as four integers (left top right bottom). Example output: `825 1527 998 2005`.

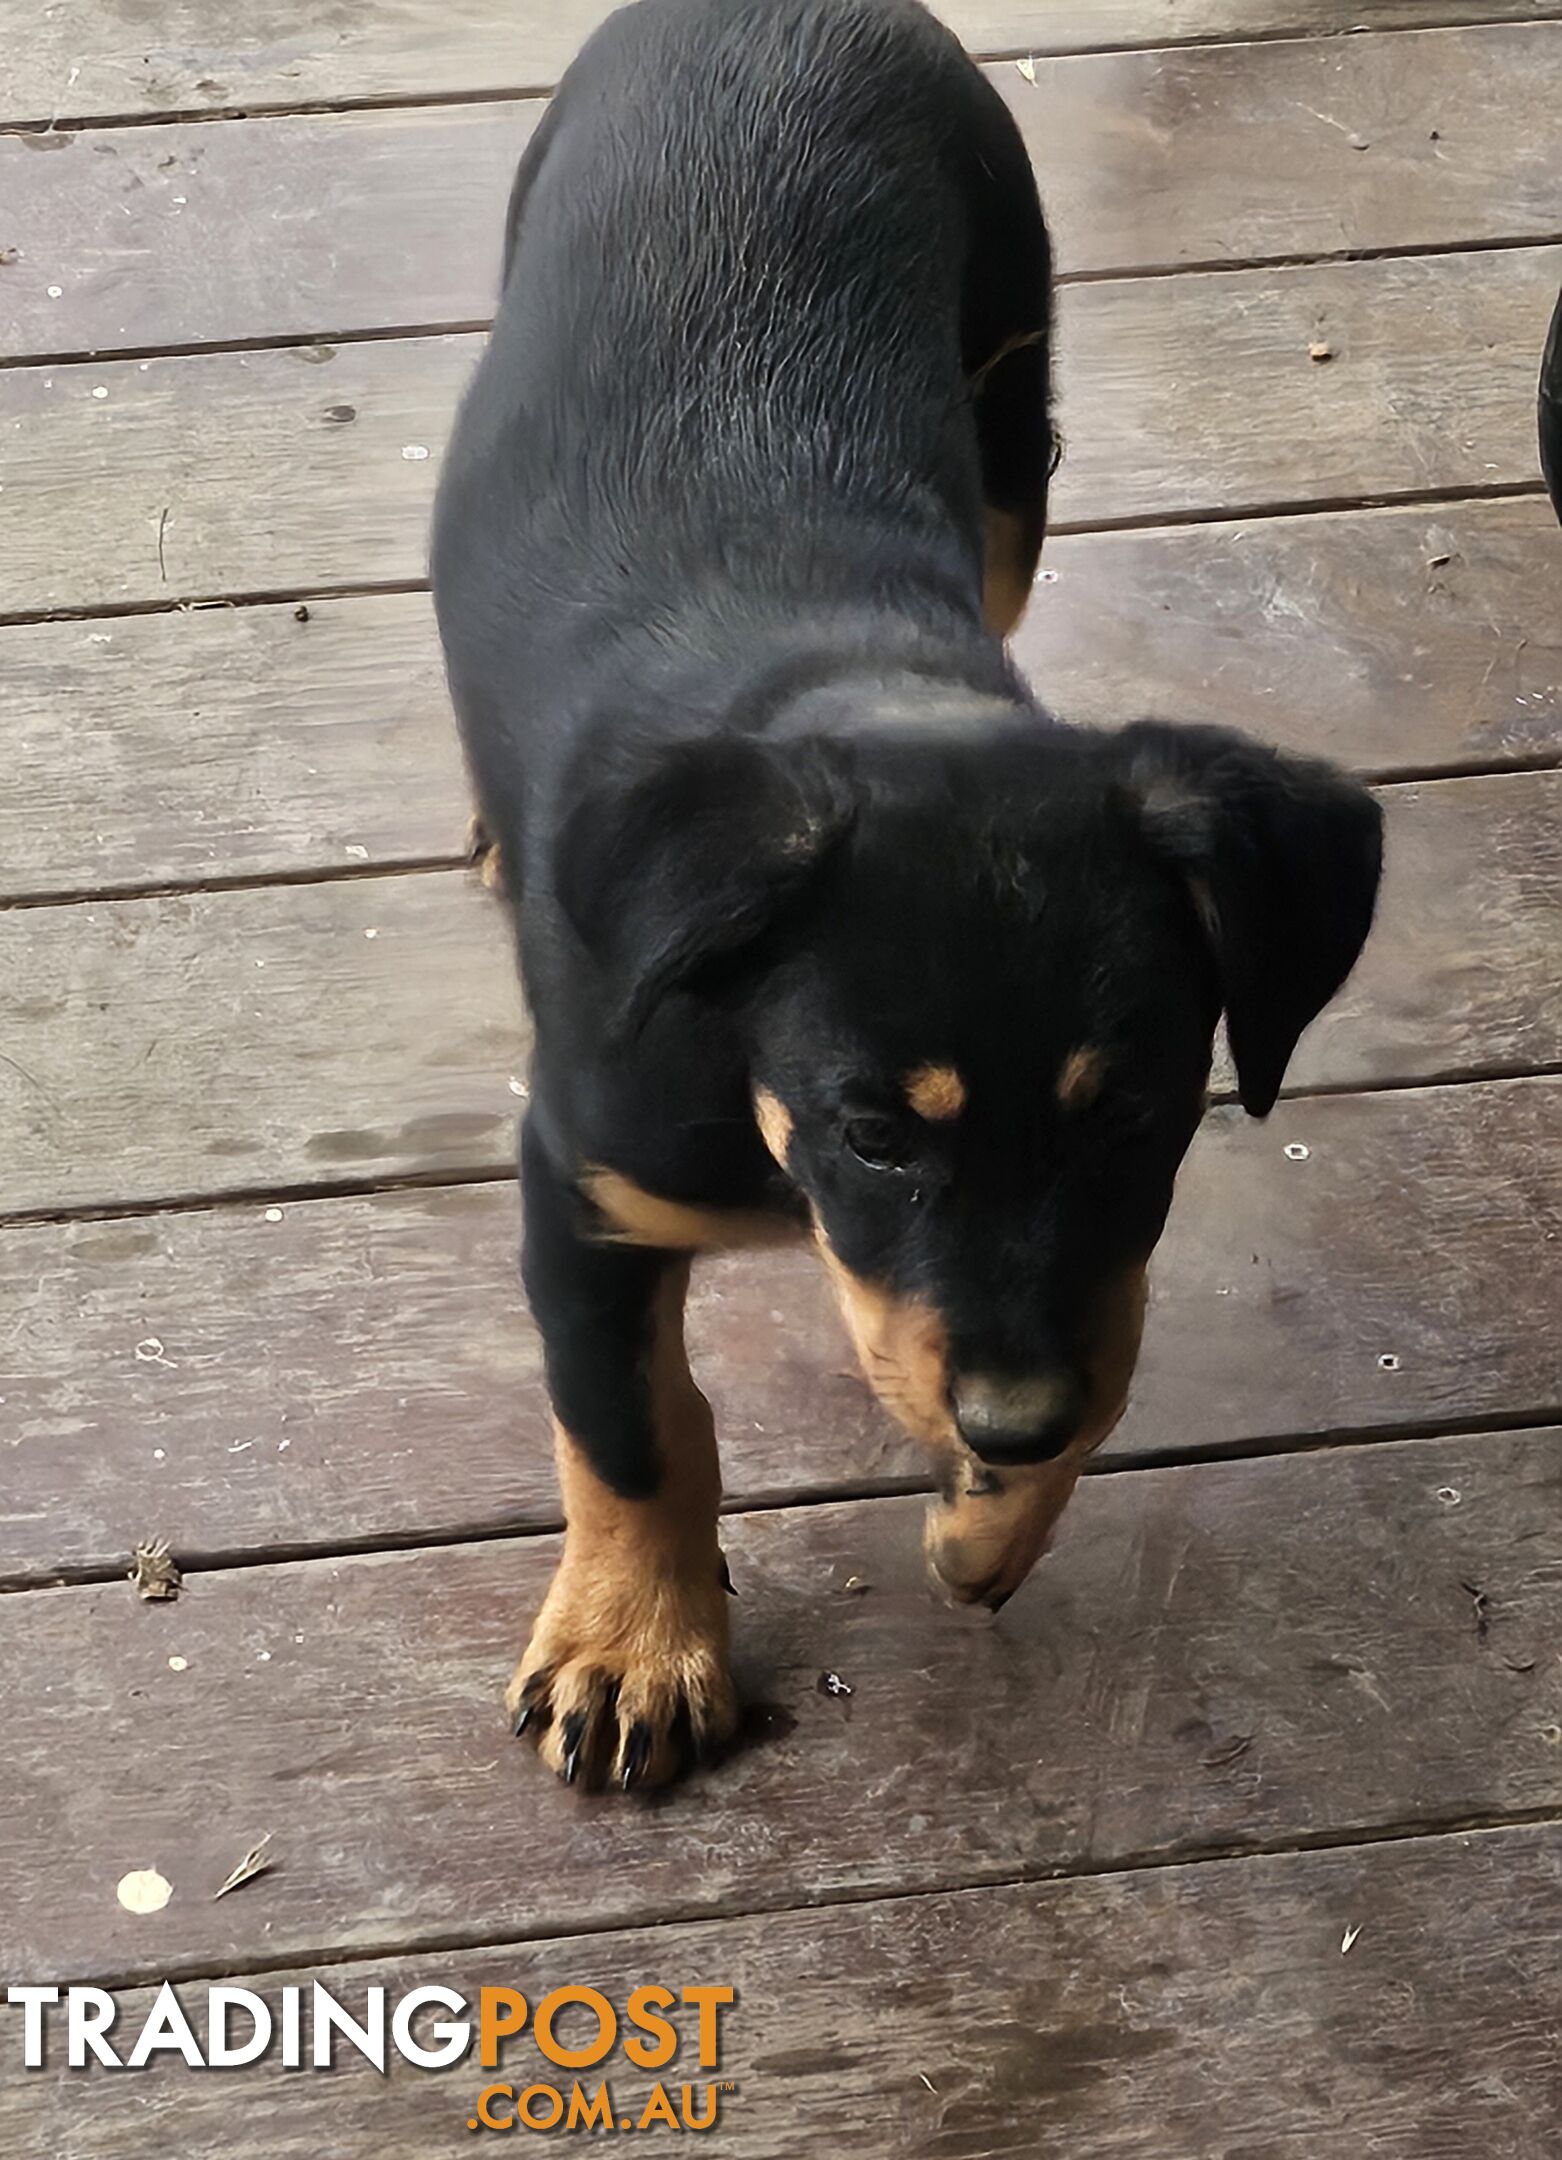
1283 770 1562 1092
0 596 471 898
1051 244 1559 530
1017 496 1562 775
3 772 1557 1218
0 334 470 617
5 498 1556 901
2 1077 1556 1585
9 25 1562 358
3 1428 1560 1981
2 1825 1557 2156
0 871 529 1218
3 248 1555 617
7 1 1561 126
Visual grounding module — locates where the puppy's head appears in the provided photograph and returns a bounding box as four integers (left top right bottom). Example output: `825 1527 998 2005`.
557 714 1382 1578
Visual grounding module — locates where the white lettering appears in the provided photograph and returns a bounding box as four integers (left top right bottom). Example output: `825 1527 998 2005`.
207 1987 272 2068
312 1984 386 2071
391 1987 470 2070
67 1989 122 2069
6 1988 60 2069
126 1984 203 2069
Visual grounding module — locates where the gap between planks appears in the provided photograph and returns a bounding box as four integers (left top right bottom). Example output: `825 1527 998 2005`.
3 1057 1561 1232
59 1803 1562 1998
8 232 1562 377
6 8 1562 137
4 747 1560 914
0 485 1550 635
6 1408 1559 1599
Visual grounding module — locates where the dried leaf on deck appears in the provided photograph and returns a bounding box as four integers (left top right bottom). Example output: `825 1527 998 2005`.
213 1834 275 1901
130 1538 183 1602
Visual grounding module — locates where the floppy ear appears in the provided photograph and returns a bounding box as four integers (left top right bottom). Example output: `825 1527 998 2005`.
553 733 855 1035
1117 721 1384 1117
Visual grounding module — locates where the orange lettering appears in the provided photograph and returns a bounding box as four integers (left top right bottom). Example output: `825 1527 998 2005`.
478 1989 529 2070
535 1987 617 2071
473 2084 516 2130
681 1987 735 2069
624 1986 678 2071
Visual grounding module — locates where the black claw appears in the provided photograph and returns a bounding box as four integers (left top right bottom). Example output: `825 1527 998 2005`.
719 1554 738 1596
511 1674 548 1740
560 1709 588 1786
619 1722 653 1791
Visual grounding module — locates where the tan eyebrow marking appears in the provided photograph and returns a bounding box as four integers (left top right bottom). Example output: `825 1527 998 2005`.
905 1065 967 1121
1056 1047 1105 1110
752 1085 794 1167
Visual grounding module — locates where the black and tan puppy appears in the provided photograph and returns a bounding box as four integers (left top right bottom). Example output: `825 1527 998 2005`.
431 0 1383 1791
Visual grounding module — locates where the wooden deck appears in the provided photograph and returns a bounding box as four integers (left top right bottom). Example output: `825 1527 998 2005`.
2 2 1561 2150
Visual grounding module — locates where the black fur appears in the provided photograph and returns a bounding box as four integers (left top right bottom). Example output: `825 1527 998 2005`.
432 0 1382 1494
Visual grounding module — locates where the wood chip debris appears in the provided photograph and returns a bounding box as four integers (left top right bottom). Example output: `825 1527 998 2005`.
129 1538 182 1602
214 1834 275 1901
918 2072 939 2093
1308 340 1334 363
1459 1579 1490 1638
1014 55 1037 83
117 1867 173 1915
1340 1923 1363 1955
842 1575 871 1596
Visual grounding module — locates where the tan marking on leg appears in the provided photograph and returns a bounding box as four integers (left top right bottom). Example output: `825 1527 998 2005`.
1056 1046 1105 1111
983 506 1040 640
905 1063 967 1121
752 1085 793 1168
508 1264 738 1790
583 1167 799 1251
925 1263 1149 1609
815 1230 956 1448
465 811 504 893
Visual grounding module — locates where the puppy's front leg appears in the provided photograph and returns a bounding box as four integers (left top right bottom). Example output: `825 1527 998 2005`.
508 1124 737 1790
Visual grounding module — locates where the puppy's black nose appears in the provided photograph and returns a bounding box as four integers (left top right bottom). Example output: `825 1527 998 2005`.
953 1373 1084 1464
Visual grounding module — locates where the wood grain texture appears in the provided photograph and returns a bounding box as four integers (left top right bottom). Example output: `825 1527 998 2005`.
1282 770 1562 1093
5 497 1556 900
3 773 1557 1218
1 1077 1556 1586
9 25 1562 358
1017 495 1562 774
6 0 1561 125
1050 243 1560 529
2 1825 1558 2156
0 596 471 897
0 870 528 1218
4 1428 1561 1982
3 248 1555 617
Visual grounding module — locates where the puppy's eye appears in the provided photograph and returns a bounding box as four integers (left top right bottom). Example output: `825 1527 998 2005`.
844 1114 909 1173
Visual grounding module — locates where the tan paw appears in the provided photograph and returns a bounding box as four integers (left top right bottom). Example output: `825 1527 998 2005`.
505 1547 738 1791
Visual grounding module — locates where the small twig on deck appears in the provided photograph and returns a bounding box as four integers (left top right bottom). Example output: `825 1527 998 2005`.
213 1834 274 1900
